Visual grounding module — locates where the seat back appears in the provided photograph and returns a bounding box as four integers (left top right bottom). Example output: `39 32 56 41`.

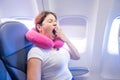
0 21 33 80
0 59 12 80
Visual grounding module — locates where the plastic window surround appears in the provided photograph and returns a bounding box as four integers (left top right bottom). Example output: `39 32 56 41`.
58 15 87 53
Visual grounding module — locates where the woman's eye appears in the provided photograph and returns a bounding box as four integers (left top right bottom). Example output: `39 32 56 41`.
47 19 56 23
48 20 52 23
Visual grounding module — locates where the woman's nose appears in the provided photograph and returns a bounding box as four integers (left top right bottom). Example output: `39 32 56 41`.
53 22 57 27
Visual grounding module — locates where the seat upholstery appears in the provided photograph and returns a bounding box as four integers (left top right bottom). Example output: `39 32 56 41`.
0 21 33 80
0 59 12 80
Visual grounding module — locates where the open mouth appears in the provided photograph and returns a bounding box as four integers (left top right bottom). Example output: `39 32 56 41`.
52 29 56 35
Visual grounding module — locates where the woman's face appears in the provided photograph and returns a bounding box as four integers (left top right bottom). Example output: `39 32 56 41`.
38 14 57 40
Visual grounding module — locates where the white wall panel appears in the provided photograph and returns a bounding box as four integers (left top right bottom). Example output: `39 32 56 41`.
0 0 40 18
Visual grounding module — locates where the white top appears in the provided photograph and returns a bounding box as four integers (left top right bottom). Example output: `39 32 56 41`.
27 46 72 80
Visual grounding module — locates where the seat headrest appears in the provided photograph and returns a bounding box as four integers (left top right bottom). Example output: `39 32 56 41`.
0 21 31 57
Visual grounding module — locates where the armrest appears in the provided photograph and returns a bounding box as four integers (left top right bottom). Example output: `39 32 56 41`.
69 67 89 76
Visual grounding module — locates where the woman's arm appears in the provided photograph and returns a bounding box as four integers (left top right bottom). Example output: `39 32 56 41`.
64 38 80 60
55 28 80 60
27 58 42 80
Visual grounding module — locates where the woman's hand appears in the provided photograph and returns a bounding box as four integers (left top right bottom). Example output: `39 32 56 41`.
55 27 68 42
55 27 80 60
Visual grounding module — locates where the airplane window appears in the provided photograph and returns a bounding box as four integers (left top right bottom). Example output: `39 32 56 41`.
16 19 35 30
0 18 35 30
107 17 120 55
58 15 87 53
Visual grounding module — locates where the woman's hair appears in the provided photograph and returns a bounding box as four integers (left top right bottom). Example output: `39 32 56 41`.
35 11 57 27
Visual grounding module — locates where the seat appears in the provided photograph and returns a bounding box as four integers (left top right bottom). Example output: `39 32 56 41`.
0 21 33 80
69 67 89 76
69 67 89 80
0 59 12 80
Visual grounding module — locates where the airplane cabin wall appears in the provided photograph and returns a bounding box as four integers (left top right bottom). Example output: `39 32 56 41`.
0 0 40 18
101 0 120 79
89 0 114 79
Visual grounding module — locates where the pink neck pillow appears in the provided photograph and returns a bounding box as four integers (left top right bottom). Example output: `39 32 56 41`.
25 28 64 49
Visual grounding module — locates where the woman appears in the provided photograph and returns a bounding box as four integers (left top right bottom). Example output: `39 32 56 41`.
27 11 80 80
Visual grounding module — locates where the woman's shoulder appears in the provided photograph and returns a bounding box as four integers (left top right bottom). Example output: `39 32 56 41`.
27 46 45 61
29 46 43 53
29 46 51 53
